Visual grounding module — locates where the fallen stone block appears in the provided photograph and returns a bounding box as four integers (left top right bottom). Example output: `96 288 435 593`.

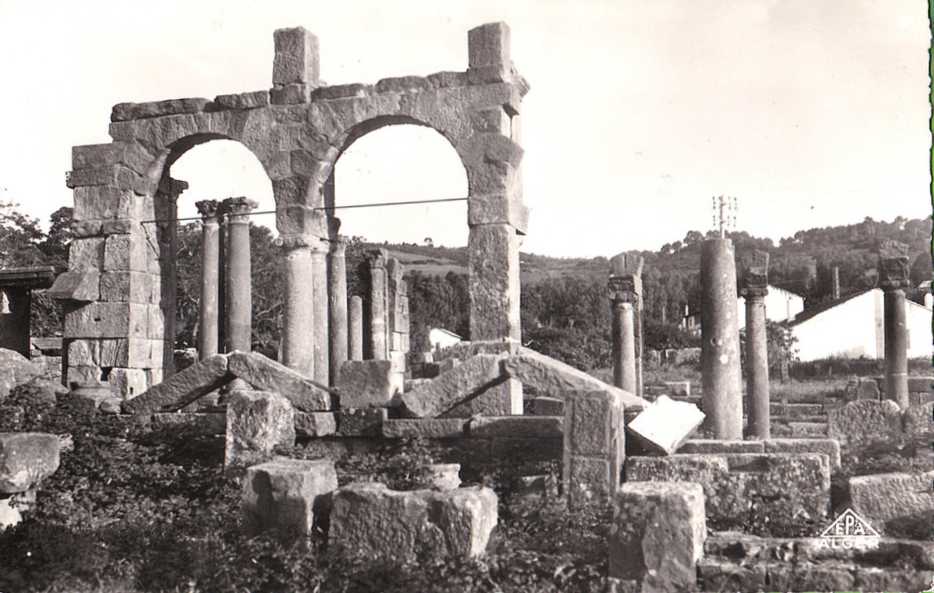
467 416 562 438
789 421 828 438
242 457 337 537
337 407 387 437
627 395 704 455
225 390 296 469
828 400 903 448
46 270 99 302
503 347 646 409
122 354 231 414
609 481 706 592
415 463 461 491
764 438 842 469
677 439 764 455
0 433 61 493
228 351 333 411
400 354 505 418
381 418 466 439
441 378 523 417
849 470 934 526
295 412 337 438
0 349 42 400
336 360 396 408
903 402 934 439
329 482 498 562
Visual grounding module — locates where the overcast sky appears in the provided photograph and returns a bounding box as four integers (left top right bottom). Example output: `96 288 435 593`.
0 0 929 257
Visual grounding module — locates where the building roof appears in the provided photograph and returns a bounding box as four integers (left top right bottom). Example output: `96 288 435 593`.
786 289 871 326
0 266 56 289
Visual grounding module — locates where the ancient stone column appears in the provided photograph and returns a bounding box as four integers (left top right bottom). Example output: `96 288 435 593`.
217 200 229 353
700 238 743 439
222 197 256 354
155 177 187 375
349 295 364 361
879 241 910 409
328 233 348 385
742 251 770 439
367 249 390 361
608 253 644 396
312 239 330 385
280 234 316 377
195 200 221 360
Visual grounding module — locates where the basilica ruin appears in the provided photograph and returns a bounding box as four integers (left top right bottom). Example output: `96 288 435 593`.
0 22 930 593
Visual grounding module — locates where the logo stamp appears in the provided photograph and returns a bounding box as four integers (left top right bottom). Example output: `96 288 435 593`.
817 508 880 550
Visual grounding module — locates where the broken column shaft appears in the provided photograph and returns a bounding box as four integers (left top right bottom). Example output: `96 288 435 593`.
879 241 910 409
700 238 743 439
222 197 256 354
742 251 770 439
349 295 364 361
196 200 221 359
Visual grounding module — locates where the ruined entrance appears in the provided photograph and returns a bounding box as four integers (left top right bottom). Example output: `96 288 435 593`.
54 23 529 396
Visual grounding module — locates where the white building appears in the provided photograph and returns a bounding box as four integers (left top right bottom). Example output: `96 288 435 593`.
737 285 804 327
788 289 932 361
429 327 462 350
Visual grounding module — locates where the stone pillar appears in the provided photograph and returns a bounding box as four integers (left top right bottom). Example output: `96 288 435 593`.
700 238 743 439
742 251 770 439
217 200 229 353
349 295 364 361
608 253 643 396
155 177 187 376
195 200 221 360
879 241 910 409
366 249 389 361
312 239 329 385
328 233 348 386
280 234 316 377
222 197 256 354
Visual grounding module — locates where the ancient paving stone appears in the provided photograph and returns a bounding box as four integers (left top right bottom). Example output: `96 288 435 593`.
0 433 61 494
228 351 333 411
0 349 42 400
225 390 296 469
441 378 522 417
627 395 704 455
381 418 466 439
677 439 765 455
400 354 505 418
503 348 646 409
336 360 397 408
329 483 498 563
764 438 842 469
337 407 387 437
827 400 903 448
608 481 706 592
294 412 337 438
122 354 232 414
849 470 934 526
242 457 337 537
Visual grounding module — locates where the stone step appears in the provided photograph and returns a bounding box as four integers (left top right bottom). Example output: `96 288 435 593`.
788 421 828 437
697 558 933 592
770 402 824 417
771 414 828 424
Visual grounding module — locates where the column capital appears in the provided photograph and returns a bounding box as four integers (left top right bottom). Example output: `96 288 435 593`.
222 196 258 222
878 240 910 291
328 235 347 256
195 199 221 222
741 286 768 299
157 176 188 199
609 252 643 278
367 248 390 269
276 232 327 253
742 250 770 294
608 274 641 304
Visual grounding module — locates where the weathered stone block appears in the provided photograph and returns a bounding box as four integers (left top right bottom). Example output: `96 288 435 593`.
329 483 497 562
67 237 105 270
103 233 148 273
338 407 387 437
97 338 162 368
528 396 564 416
111 98 210 122
467 415 562 438
468 224 520 341
382 418 466 439
64 302 147 339
294 411 337 438
903 401 934 439
150 412 226 435
225 390 296 469
47 270 100 302
122 354 231 413
0 433 61 494
273 27 319 86
609 481 706 591
467 193 528 234
337 360 397 408
849 471 934 526
828 400 903 448
66 365 102 386
564 391 624 508
414 463 461 491
677 439 764 455
66 339 97 367
213 90 270 110
72 186 136 221
908 376 933 393
503 347 646 409
663 381 691 397
468 22 510 69
242 457 337 537
400 354 505 418
107 368 148 398
627 395 704 455
763 438 842 469
270 82 311 104
99 271 160 303
442 378 522 417
228 351 333 411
